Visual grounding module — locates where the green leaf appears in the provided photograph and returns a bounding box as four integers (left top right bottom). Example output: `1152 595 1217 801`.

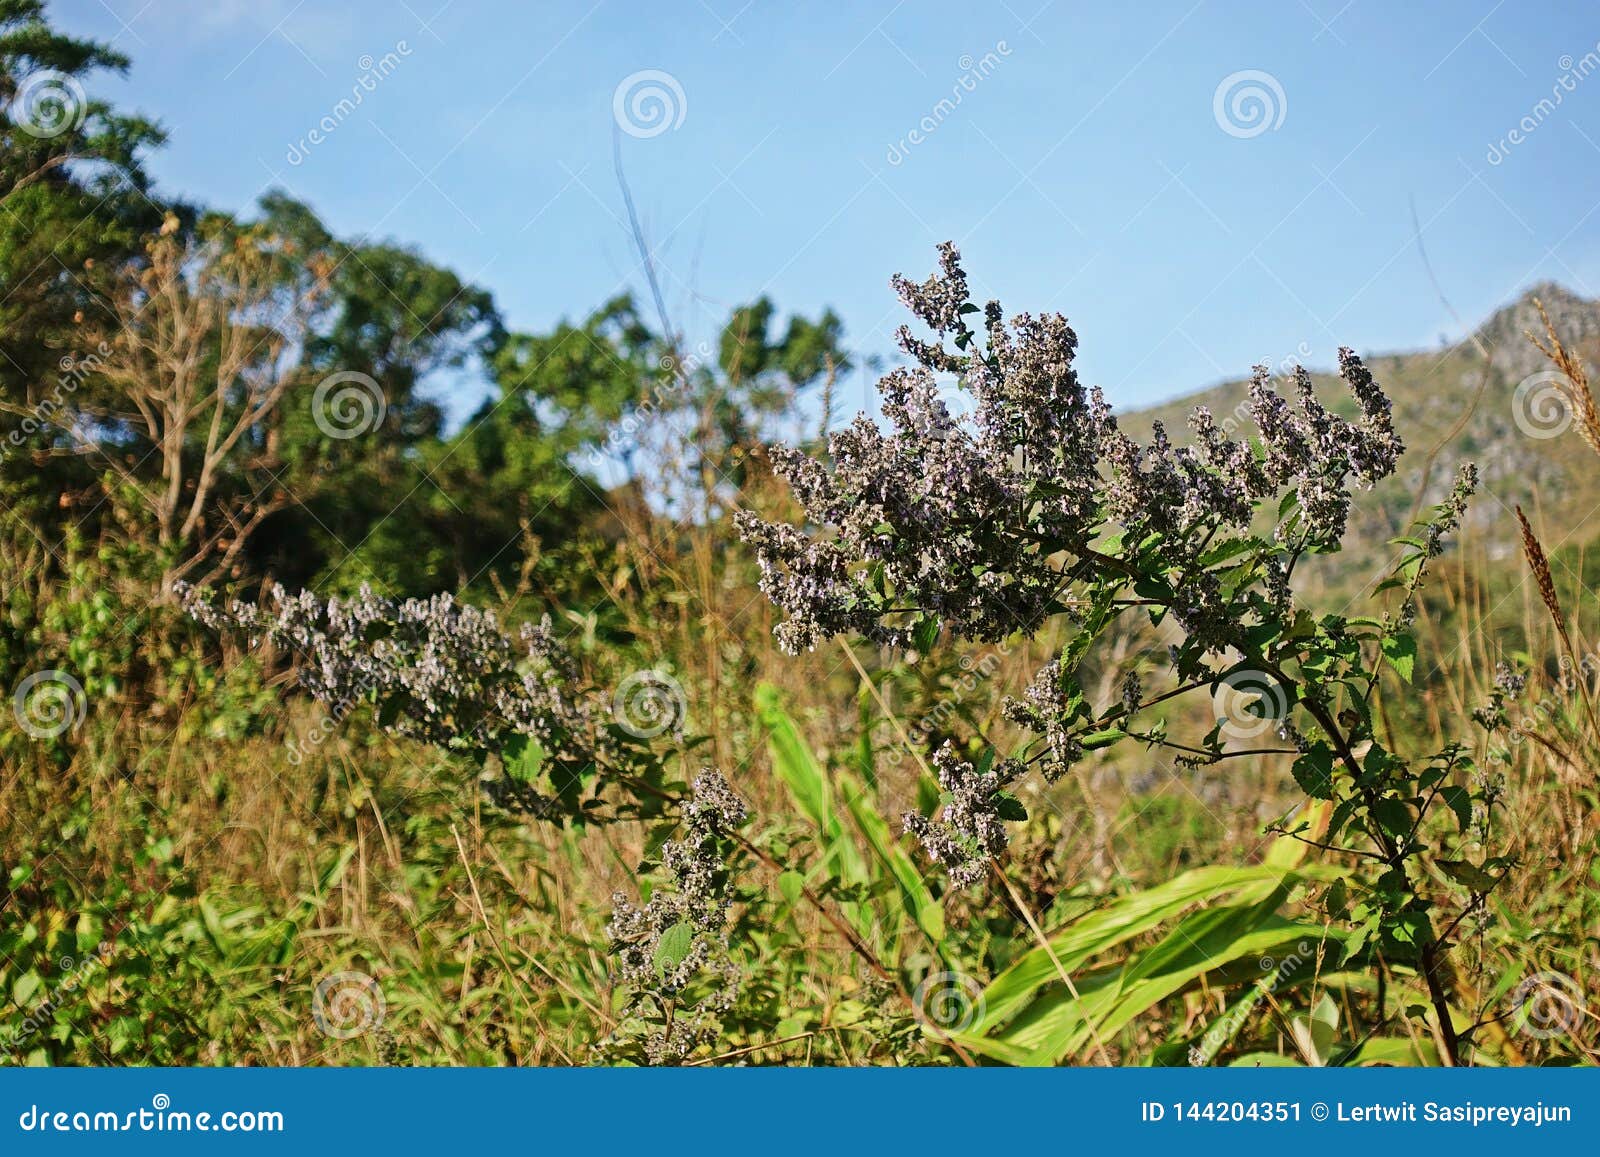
1381 634 1417 684
376 696 403 728
839 772 946 948
1373 798 1413 838
754 684 874 936
777 871 805 907
1291 745 1335 801
965 895 1333 1064
1438 786 1472 833
653 922 694 974
1290 991 1340 1065
1198 536 1260 567
1079 729 1125 751
995 794 1028 821
501 733 546 784
952 860 1348 1060
12 970 41 1008
1436 859 1501 893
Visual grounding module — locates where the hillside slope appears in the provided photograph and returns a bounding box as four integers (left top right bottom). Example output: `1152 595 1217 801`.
1120 284 1600 580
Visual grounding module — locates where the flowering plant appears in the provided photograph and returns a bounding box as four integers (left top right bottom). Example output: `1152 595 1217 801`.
739 244 1509 1062
180 582 650 823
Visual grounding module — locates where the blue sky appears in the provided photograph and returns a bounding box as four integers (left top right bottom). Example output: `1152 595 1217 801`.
58 0 1600 422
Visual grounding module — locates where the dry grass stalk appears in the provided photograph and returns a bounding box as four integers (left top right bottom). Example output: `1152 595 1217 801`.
1528 299 1600 459
1516 505 1566 637
1516 504 1599 742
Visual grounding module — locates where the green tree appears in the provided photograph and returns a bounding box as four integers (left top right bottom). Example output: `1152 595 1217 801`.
0 0 163 534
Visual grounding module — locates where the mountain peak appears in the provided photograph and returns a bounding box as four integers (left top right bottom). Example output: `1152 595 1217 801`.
1474 280 1599 380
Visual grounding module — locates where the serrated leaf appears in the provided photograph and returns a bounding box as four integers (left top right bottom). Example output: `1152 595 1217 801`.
653 922 694 974
501 733 546 784
995 794 1028 821
1382 634 1417 684
1438 786 1472 833
1373 798 1412 838
1291 746 1335 801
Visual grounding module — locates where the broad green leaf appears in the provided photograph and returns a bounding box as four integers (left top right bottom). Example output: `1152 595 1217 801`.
777 871 805 907
1289 992 1340 1065
1438 786 1472 833
1382 634 1417 683
653 922 694 973
1373 798 1412 839
753 683 867 882
963 862 1344 1037
1291 746 1335 801
502 733 546 783
1344 1036 1438 1066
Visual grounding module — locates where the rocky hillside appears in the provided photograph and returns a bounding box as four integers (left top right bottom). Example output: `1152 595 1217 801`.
1122 283 1600 583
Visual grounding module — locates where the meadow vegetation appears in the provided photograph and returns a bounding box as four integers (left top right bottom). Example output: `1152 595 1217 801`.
3 0 1597 1067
